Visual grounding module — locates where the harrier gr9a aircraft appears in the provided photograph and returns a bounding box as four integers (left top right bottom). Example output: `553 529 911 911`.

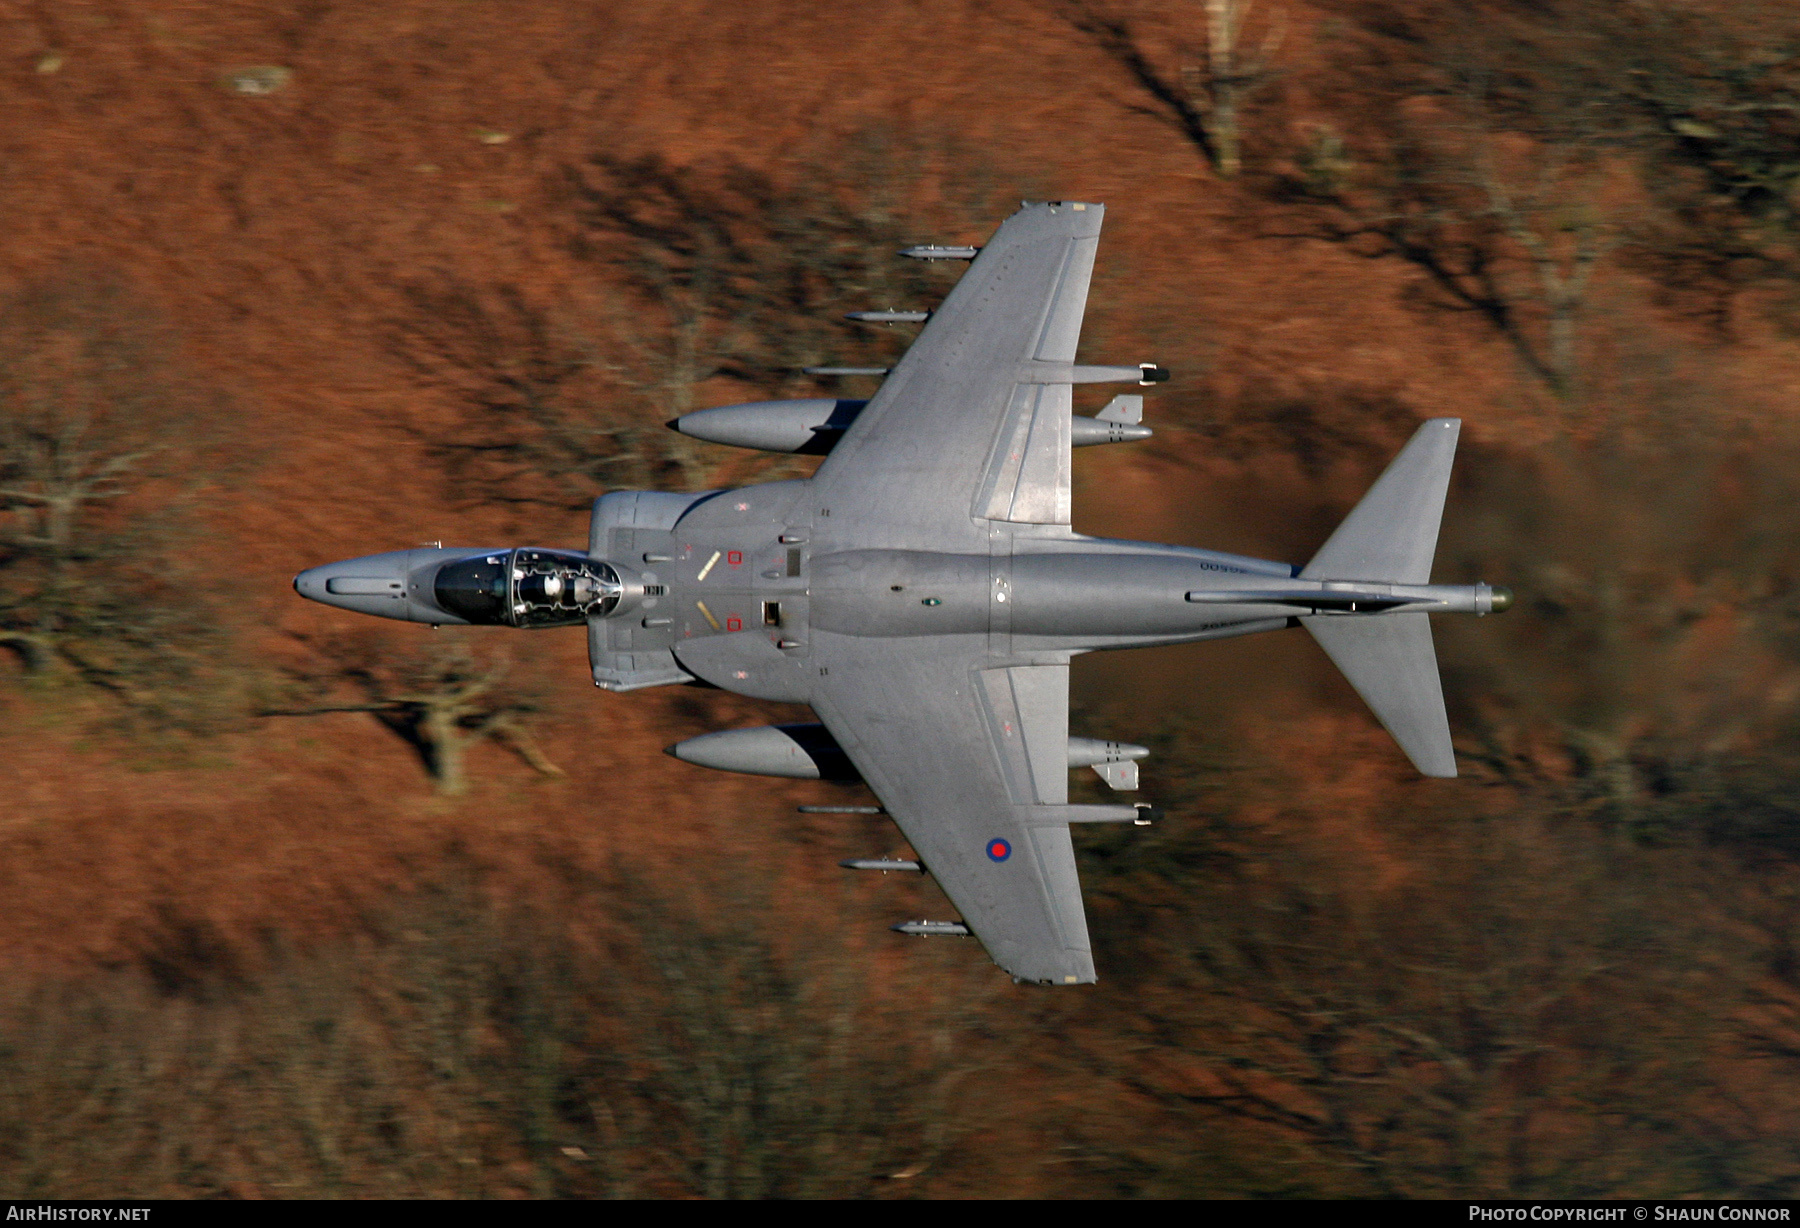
295 201 1509 986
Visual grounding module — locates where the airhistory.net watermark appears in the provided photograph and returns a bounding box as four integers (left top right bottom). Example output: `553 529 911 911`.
4 1210 150 1222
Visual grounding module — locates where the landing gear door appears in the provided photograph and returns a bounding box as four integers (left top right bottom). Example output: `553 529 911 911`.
589 614 694 692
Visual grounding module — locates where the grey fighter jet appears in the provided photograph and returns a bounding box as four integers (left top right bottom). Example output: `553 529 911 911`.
295 201 1509 986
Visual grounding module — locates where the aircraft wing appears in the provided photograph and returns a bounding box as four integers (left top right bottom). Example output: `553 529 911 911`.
810 630 1139 985
808 202 1109 550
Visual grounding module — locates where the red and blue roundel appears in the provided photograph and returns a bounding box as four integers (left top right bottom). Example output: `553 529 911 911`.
986 838 1012 862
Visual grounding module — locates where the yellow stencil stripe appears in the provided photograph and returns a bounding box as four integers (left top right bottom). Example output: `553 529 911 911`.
695 600 722 631
696 550 722 582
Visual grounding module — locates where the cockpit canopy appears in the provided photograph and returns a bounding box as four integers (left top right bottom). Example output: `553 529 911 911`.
434 549 621 628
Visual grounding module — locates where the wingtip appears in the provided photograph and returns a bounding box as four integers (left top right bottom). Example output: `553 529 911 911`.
1412 749 1458 778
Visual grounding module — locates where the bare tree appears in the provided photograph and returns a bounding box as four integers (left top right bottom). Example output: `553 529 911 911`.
1264 0 1800 386
586 210 766 490
0 274 230 716
571 152 951 488
400 137 984 505
1258 57 1623 399
1579 0 1800 329
1065 1 1284 179
1184 1 1286 178
0 861 999 1198
1468 141 1615 396
390 280 660 508
1045 722 1783 1197
264 635 562 795
588 868 994 1197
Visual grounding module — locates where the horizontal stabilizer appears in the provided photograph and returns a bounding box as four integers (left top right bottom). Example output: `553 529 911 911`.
1306 612 1456 777
1301 419 1459 585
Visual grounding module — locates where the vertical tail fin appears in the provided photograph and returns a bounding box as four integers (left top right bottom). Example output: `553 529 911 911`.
1301 419 1461 777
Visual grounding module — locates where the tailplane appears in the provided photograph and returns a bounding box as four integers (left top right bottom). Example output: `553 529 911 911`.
1301 419 1461 777
1306 614 1455 776
1300 418 1459 585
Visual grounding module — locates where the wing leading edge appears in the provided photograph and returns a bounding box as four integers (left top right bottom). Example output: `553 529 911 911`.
808 632 1129 984
802 203 1140 982
809 202 1106 549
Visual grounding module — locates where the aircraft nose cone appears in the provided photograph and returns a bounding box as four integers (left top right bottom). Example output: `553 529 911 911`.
1489 585 1514 614
291 551 418 620
293 565 330 602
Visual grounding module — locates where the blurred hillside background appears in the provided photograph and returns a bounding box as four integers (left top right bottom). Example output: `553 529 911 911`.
3 0 1800 1197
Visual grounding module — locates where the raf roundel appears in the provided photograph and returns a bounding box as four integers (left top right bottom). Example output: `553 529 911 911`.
986 838 1012 862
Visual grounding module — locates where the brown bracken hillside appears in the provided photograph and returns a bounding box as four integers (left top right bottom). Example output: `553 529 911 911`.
4 0 1800 1198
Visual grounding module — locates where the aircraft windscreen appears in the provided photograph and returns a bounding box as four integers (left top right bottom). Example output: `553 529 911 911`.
434 550 621 627
434 554 510 623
